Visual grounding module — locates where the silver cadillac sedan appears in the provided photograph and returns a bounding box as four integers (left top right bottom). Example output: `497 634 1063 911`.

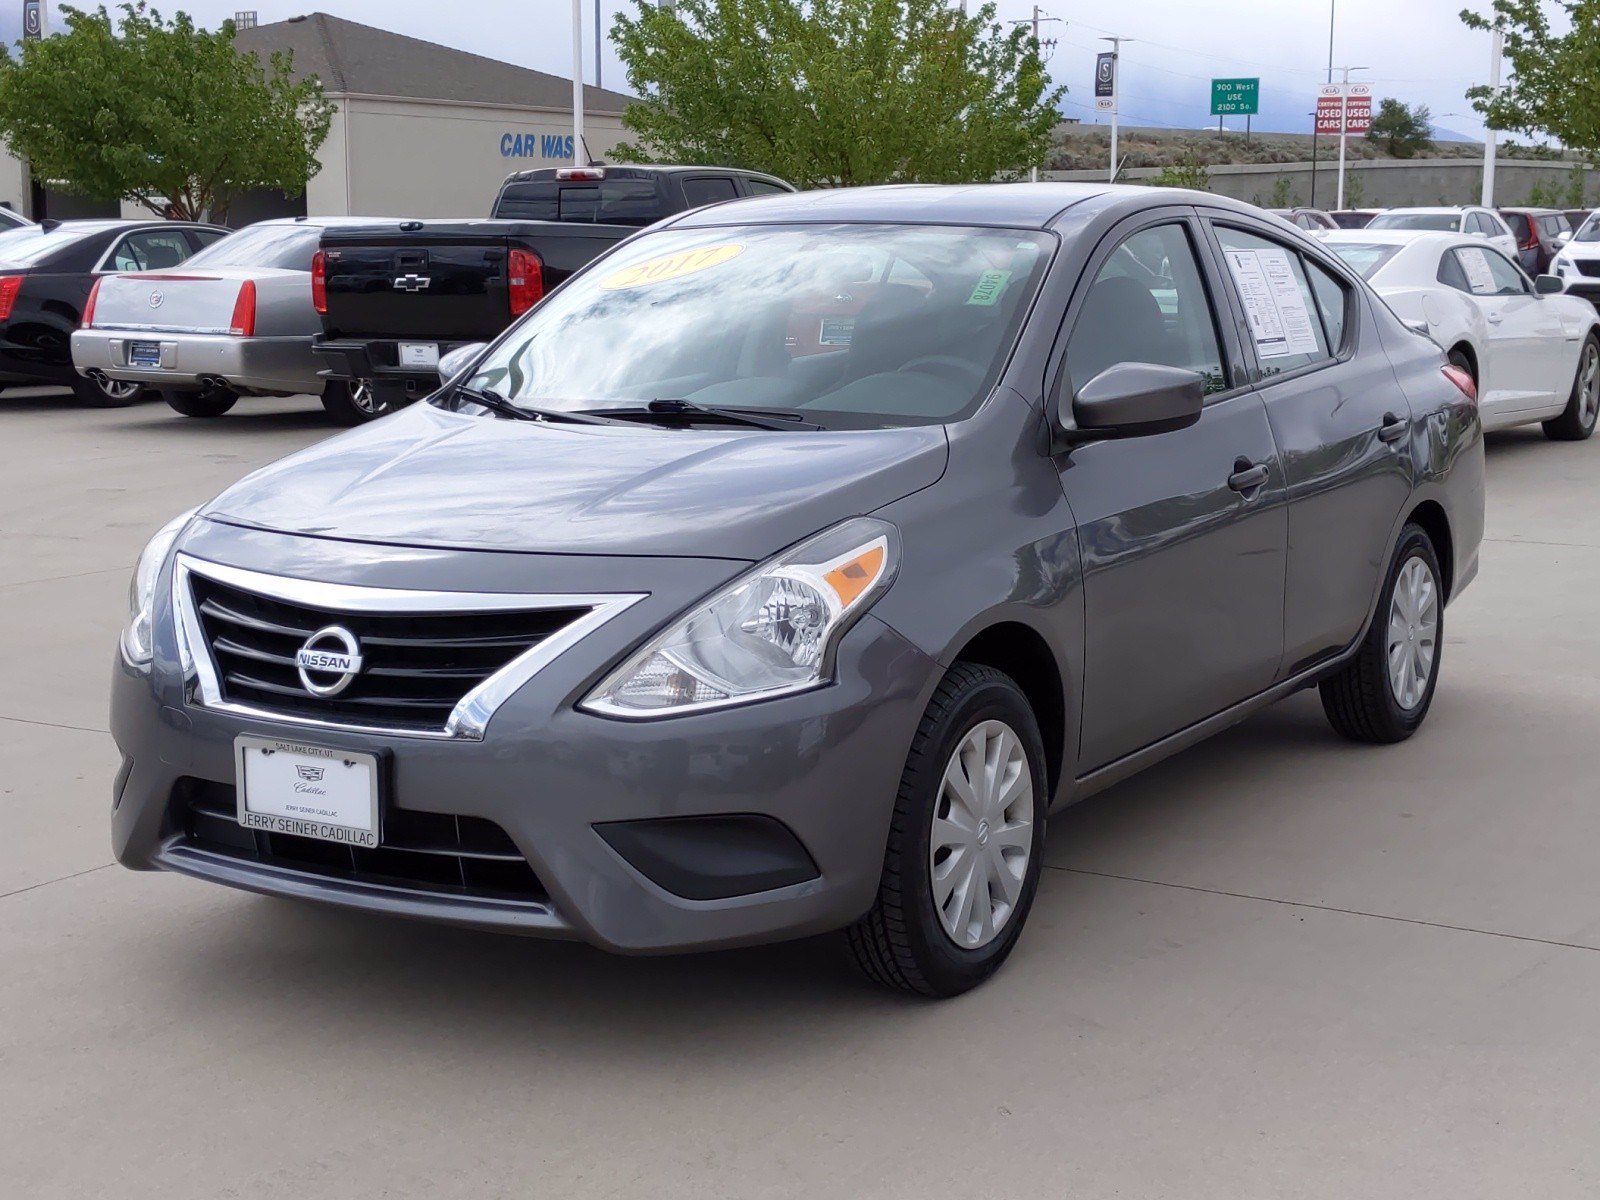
110 185 1484 996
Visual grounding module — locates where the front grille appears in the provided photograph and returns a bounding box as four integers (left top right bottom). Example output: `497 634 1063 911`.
1578 261 1600 278
172 779 549 903
188 572 590 732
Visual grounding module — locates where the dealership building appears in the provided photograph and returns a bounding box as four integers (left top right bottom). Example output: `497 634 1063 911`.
1 11 639 222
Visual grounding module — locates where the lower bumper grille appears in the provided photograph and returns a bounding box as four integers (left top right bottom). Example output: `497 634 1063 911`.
171 778 549 903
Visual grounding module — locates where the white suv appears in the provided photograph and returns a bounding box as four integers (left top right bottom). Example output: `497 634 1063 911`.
1365 206 1519 261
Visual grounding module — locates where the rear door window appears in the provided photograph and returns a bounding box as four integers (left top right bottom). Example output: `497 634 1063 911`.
1504 213 1531 241
1214 226 1332 376
681 177 739 208
110 229 194 271
743 179 791 196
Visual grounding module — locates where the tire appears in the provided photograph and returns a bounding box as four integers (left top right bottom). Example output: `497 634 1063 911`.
1320 523 1444 744
70 373 144 408
321 377 396 426
846 662 1048 998
1447 346 1474 382
1544 331 1600 441
161 387 238 418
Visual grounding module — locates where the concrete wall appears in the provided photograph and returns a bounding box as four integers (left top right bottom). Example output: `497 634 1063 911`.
1046 157 1600 211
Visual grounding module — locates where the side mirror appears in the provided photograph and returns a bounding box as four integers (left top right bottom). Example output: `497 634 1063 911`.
1534 273 1565 295
1555 231 1573 249
1470 230 1489 239
437 341 488 382
1061 362 1205 444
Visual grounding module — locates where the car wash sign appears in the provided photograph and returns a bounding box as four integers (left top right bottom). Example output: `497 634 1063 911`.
500 131 577 161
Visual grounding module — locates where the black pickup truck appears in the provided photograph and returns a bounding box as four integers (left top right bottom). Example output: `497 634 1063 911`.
312 164 794 423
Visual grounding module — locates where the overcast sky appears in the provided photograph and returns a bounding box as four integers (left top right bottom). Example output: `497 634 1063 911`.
16 0 1505 138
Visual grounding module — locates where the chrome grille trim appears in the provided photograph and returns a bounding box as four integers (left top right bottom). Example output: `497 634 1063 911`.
172 554 646 740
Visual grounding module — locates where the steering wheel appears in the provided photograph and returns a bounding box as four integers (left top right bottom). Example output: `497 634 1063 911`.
902 355 983 385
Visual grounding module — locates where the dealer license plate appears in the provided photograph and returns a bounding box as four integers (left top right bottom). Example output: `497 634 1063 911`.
128 340 162 367
234 736 380 848
398 341 439 368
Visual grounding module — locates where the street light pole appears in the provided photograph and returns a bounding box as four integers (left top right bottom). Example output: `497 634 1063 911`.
1334 64 1367 211
1482 28 1503 207
1010 7 1061 182
1101 35 1131 185
571 0 585 166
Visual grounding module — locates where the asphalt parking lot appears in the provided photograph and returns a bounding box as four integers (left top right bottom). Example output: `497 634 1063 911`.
3 387 1598 1198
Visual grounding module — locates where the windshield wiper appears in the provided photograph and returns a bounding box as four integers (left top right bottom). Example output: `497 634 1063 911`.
586 398 821 431
450 384 617 426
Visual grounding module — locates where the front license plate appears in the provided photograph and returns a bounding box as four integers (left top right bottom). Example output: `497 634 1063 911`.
234 736 380 848
128 340 162 367
398 341 439 368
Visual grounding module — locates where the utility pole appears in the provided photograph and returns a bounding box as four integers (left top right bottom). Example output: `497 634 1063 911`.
1334 64 1366 210
1482 28 1503 206
571 0 585 166
1309 112 1320 208
1011 7 1061 182
1101 36 1131 185
595 0 603 90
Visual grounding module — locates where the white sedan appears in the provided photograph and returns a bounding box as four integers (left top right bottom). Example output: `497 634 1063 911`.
1364 206 1520 262
1323 230 1600 440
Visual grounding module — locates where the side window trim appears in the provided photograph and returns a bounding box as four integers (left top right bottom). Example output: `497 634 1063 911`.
1200 217 1355 386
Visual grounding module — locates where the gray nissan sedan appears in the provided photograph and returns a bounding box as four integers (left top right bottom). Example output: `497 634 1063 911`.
111 185 1484 997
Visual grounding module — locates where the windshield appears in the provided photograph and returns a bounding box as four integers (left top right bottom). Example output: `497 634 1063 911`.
0 223 99 266
1367 213 1460 233
1575 215 1600 243
1327 243 1402 280
184 224 321 270
461 223 1053 429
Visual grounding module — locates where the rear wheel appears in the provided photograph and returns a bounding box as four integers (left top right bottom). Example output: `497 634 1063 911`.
846 663 1047 998
1320 524 1443 744
161 387 237 418
71 373 144 408
1544 332 1600 441
320 377 396 425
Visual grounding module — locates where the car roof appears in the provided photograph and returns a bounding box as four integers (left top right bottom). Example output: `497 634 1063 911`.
1379 206 1470 216
1321 230 1464 248
666 182 1277 231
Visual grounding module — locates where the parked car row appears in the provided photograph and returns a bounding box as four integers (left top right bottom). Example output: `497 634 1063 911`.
1319 203 1600 277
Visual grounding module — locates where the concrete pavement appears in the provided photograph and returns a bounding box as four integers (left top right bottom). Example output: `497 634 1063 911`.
3 388 1598 1198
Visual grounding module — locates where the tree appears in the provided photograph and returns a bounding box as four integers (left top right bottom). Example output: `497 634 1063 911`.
1149 153 1210 191
1462 1 1600 158
610 0 1066 187
0 3 333 220
1366 98 1433 158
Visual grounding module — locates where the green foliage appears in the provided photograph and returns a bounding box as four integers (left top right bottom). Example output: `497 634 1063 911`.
1344 171 1366 207
610 0 1066 186
0 3 333 220
1366 98 1433 158
1462 1 1600 159
1268 176 1294 207
1527 177 1562 207
1566 163 1590 209
1148 153 1210 191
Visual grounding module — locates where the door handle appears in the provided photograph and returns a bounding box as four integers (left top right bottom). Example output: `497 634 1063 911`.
1227 460 1270 493
1486 313 1503 325
1378 412 1408 443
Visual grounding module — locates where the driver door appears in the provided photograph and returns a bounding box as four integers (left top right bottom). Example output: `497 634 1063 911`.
1445 245 1567 413
1053 214 1287 770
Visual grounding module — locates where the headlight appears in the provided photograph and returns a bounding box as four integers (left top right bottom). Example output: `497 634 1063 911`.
121 508 196 666
1555 255 1575 276
583 517 899 717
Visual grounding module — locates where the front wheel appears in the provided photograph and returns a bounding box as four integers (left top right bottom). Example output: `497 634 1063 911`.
161 387 238 418
321 377 397 425
1320 524 1443 744
846 662 1047 998
71 373 144 408
1544 332 1600 442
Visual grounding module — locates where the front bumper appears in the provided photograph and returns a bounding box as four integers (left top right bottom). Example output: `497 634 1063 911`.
71 329 323 396
111 525 939 954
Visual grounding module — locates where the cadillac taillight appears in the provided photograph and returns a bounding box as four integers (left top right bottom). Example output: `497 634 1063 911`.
0 274 24 322
229 279 257 337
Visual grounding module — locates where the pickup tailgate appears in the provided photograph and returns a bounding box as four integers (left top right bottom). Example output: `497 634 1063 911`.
318 221 623 341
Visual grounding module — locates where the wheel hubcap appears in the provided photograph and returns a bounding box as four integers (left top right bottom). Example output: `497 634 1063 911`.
1581 344 1600 426
1386 556 1439 710
929 719 1034 950
351 379 381 415
99 378 139 400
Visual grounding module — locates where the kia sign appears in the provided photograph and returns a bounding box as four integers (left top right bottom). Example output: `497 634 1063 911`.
1094 51 1116 113
1317 83 1372 135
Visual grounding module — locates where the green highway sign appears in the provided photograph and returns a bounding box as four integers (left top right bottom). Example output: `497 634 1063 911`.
1211 77 1260 116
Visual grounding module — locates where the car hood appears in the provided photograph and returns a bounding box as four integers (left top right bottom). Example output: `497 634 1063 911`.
203 402 949 560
